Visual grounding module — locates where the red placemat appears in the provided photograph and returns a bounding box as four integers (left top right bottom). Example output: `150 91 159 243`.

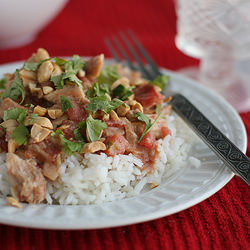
0 0 249 249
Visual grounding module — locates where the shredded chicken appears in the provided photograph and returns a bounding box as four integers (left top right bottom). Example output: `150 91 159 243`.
5 153 46 203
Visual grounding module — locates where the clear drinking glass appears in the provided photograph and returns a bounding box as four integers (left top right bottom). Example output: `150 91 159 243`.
175 0 250 112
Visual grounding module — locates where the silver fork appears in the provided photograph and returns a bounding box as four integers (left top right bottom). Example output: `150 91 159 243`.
105 30 250 187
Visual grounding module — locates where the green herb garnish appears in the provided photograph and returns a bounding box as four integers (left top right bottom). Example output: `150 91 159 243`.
29 113 38 124
85 115 107 142
97 65 119 84
135 111 162 142
150 75 169 91
112 84 134 100
0 78 6 89
86 82 110 99
50 72 82 89
23 58 51 71
54 55 85 74
60 96 74 112
52 130 84 155
3 108 28 123
1 70 25 104
11 123 29 146
86 96 124 114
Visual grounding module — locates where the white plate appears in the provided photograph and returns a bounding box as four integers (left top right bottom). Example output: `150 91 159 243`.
0 61 247 229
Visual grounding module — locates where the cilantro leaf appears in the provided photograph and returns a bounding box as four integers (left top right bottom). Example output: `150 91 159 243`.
73 128 84 141
11 123 29 145
3 108 27 123
86 82 110 99
86 115 107 142
52 129 84 155
54 55 85 74
97 65 119 84
86 96 123 114
23 58 51 71
54 57 67 66
1 70 25 104
150 75 169 91
65 55 85 74
86 96 109 114
156 104 161 114
0 78 6 89
50 72 82 89
112 84 134 100
135 111 162 142
29 113 38 124
23 62 40 71
108 98 124 111
60 96 74 112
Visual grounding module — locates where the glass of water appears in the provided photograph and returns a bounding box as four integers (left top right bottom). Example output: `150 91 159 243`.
175 0 250 112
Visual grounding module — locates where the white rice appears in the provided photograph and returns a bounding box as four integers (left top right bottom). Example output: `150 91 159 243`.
0 115 200 205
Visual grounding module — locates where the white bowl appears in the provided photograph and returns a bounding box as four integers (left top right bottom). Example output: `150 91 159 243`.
0 0 68 48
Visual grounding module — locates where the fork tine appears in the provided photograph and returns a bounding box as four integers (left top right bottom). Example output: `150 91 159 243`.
119 31 153 80
105 38 121 62
112 36 137 71
127 30 162 76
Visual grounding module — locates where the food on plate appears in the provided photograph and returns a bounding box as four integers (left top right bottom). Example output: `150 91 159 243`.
0 48 200 206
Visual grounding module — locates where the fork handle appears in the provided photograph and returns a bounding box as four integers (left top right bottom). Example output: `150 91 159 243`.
170 94 250 187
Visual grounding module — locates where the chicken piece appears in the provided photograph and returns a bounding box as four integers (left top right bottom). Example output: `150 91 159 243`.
44 85 87 104
0 98 25 119
24 137 62 181
85 54 104 80
5 153 46 204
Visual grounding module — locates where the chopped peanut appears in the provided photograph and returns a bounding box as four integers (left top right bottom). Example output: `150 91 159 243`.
37 60 54 83
36 48 50 61
81 141 106 154
116 104 130 116
6 196 22 208
34 117 53 129
51 63 63 77
8 139 18 153
34 105 47 116
48 109 64 119
86 54 104 80
42 86 53 95
31 123 51 143
110 110 120 121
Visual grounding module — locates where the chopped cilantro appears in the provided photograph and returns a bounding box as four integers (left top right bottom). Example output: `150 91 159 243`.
1 70 25 104
73 128 84 141
23 62 40 71
54 57 67 66
150 75 169 91
86 82 110 99
135 111 162 142
29 113 38 124
54 55 85 74
85 115 107 142
0 78 6 89
51 72 82 89
155 104 161 114
23 58 51 71
52 130 84 155
65 55 85 74
86 96 123 114
60 96 74 112
112 84 134 100
3 108 28 123
11 123 29 146
97 65 119 84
